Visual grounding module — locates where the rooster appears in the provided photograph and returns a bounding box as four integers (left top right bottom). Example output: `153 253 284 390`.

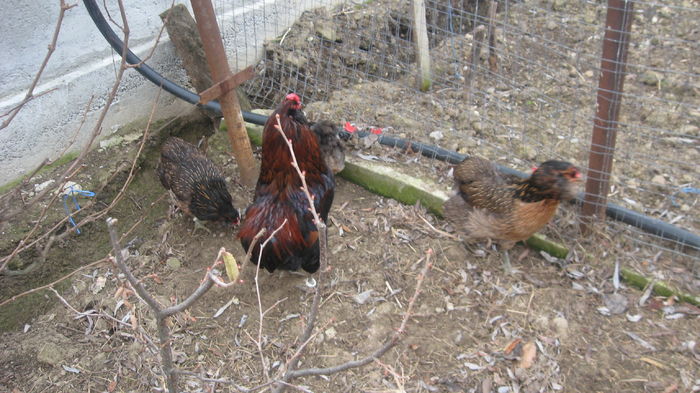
238 93 335 273
157 137 239 233
443 157 581 271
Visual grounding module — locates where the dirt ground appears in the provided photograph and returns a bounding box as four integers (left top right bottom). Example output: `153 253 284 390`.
1 0 699 392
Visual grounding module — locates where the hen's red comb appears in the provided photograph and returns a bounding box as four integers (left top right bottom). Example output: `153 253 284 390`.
531 166 538 173
285 93 301 103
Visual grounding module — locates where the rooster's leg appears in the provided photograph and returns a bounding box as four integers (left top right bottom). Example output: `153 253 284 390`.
502 249 513 274
499 241 517 274
191 217 212 235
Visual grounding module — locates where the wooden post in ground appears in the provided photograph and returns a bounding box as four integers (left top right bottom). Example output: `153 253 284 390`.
486 0 498 73
190 0 257 187
160 4 252 112
580 0 634 231
412 0 432 91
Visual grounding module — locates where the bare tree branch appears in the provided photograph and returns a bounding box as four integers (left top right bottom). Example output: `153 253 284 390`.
1 82 159 274
0 1 76 130
0 0 134 274
0 257 110 308
107 217 238 393
283 249 432 380
267 115 331 392
107 215 258 393
253 219 289 381
172 369 271 392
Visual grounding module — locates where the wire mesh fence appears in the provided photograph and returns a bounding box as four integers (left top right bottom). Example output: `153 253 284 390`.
233 0 699 263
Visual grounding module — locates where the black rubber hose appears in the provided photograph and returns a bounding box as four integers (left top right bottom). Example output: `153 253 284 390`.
84 0 699 252
83 0 266 125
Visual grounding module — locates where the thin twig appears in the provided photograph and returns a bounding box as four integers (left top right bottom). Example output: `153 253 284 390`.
284 249 432 380
255 219 289 381
0 0 134 274
0 257 110 308
416 212 461 240
269 114 331 392
107 217 243 393
0 1 76 130
171 369 271 392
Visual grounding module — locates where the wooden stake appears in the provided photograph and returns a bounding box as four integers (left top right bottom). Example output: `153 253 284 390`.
160 4 252 112
190 0 257 187
412 0 432 91
486 0 499 73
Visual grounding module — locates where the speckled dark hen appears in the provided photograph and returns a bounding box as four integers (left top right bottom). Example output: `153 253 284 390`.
157 137 239 225
311 120 345 174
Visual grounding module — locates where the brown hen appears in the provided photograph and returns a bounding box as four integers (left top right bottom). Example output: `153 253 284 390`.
443 156 581 271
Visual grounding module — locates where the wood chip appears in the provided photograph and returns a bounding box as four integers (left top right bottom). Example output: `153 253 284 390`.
517 341 537 369
640 356 670 370
624 331 657 351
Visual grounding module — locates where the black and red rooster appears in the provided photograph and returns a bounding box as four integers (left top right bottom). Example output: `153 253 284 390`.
238 93 335 273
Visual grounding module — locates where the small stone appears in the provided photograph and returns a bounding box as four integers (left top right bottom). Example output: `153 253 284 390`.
166 257 181 270
315 333 325 344
471 121 483 132
325 327 337 339
639 71 662 86
283 52 306 69
519 145 537 160
679 124 699 136
584 70 595 78
429 130 444 141
99 135 124 149
651 175 666 185
60 181 82 196
533 315 549 331
454 331 464 345
90 276 107 294
37 342 65 366
121 132 142 144
603 293 628 315
34 180 55 193
552 0 566 11
546 20 557 30
551 317 569 339
315 21 338 42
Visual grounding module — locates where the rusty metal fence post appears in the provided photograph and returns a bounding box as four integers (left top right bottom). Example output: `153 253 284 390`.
581 0 635 230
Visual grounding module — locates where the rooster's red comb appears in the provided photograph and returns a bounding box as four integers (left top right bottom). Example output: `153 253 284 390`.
285 93 301 104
